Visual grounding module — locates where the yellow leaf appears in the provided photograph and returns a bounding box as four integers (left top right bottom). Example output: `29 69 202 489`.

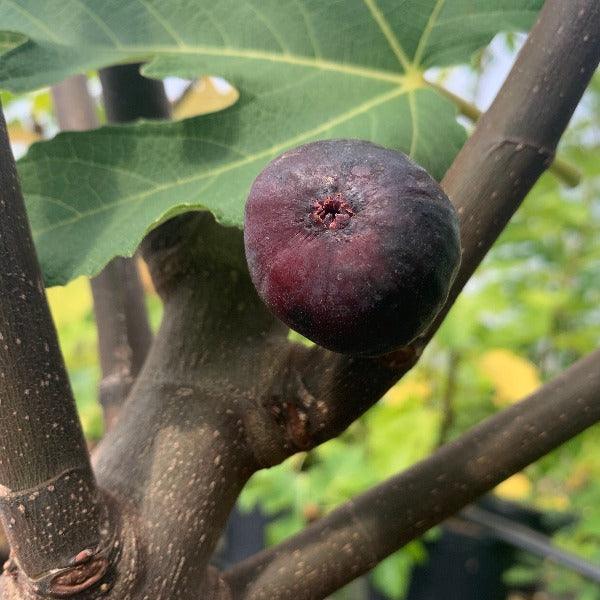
537 494 570 512
7 122 41 145
479 349 541 407
384 376 431 406
47 276 93 328
79 401 103 441
137 257 156 295
566 464 592 491
495 473 532 500
173 77 239 119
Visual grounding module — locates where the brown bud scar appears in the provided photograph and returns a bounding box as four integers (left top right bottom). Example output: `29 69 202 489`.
284 402 311 450
70 548 95 565
48 557 108 597
3 558 17 579
378 342 423 371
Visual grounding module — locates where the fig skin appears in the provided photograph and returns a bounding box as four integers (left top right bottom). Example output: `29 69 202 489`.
244 139 461 356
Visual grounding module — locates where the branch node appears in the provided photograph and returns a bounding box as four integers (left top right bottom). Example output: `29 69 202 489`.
282 402 312 451
46 555 109 598
377 342 423 371
495 137 555 161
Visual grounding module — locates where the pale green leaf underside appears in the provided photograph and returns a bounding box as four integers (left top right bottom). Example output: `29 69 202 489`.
1 0 542 285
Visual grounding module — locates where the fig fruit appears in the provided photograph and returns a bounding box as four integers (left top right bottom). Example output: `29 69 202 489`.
244 139 461 356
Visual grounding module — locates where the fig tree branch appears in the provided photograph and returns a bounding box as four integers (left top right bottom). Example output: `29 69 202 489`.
92 213 292 596
51 74 98 133
0 100 108 589
52 74 153 431
438 0 599 319
224 347 600 599
89 258 153 431
98 63 171 123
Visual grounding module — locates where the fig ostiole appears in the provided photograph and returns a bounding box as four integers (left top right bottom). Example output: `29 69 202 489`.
244 139 461 356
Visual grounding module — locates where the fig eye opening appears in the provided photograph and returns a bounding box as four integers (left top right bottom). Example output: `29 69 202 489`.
311 193 354 230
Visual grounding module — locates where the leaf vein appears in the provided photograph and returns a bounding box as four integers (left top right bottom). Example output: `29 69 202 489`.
408 90 418 158
29 193 83 216
413 0 446 66
136 0 186 48
361 0 411 71
292 0 321 59
245 0 291 55
73 0 124 48
2 0 61 43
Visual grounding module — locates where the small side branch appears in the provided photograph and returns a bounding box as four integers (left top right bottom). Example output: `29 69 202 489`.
225 348 600 599
458 505 600 584
0 102 107 584
437 350 459 447
90 258 153 430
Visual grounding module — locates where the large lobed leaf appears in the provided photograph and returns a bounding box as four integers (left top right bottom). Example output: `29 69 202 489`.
0 0 543 285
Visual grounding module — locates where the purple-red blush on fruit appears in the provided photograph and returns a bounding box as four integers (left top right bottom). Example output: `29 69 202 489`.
244 139 461 356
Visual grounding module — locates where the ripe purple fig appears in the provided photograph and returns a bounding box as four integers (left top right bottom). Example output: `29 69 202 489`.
244 139 461 356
